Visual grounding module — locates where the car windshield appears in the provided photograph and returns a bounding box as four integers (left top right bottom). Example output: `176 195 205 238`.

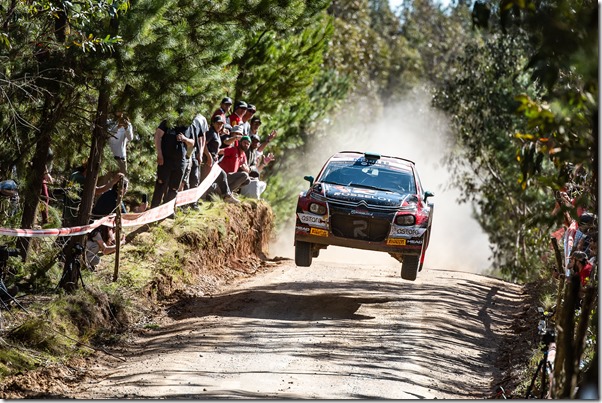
319 160 416 194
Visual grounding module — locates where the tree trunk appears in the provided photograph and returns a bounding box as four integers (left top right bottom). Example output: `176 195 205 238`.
59 84 110 291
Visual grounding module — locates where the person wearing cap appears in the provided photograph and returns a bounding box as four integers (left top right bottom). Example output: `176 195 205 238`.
212 97 233 123
568 250 593 287
246 116 276 173
227 100 247 128
239 133 268 199
221 124 244 149
219 135 251 193
241 104 256 135
200 114 240 204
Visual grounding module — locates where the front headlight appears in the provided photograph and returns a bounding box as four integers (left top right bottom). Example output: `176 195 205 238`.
309 203 327 215
395 214 415 225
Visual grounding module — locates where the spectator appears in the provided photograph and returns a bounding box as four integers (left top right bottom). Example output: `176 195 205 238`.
248 116 277 152
150 117 194 208
63 162 123 226
91 178 128 219
241 104 256 135
227 100 247 128
201 115 240 204
107 110 134 174
568 251 593 287
41 149 54 225
246 133 275 178
221 124 244 150
211 97 232 123
219 135 251 193
85 225 123 270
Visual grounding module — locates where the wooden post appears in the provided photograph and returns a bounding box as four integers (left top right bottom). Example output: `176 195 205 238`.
112 177 124 282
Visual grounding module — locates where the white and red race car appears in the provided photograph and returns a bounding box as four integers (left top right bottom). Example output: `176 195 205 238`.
294 151 434 281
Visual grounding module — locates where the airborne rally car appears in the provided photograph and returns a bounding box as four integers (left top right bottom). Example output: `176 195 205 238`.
293 151 434 281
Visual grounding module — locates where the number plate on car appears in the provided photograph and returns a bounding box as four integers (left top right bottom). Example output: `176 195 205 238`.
310 228 329 237
386 238 406 246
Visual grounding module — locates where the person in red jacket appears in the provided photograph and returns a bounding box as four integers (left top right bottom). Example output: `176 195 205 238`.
219 135 251 193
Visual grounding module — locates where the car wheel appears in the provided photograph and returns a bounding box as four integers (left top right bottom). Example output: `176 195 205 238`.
419 229 429 272
295 241 313 267
401 255 419 281
312 248 320 258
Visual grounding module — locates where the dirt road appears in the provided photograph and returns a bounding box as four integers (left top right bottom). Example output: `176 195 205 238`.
62 256 524 399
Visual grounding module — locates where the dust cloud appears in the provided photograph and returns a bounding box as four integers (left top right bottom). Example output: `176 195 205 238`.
269 88 492 273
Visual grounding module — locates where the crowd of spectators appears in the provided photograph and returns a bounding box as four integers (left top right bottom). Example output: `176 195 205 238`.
76 97 276 268
551 174 597 294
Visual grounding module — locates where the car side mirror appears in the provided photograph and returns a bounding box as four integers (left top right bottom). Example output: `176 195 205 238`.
424 190 434 202
304 175 314 187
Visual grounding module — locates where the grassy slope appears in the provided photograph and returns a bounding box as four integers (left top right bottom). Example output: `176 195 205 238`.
0 199 274 380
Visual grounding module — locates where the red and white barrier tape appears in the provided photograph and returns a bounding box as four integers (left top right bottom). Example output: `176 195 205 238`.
0 163 222 238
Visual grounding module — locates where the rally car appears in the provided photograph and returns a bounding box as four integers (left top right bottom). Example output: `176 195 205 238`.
293 151 434 281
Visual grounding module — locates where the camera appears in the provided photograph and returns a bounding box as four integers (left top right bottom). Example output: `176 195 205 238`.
73 243 84 256
0 246 19 262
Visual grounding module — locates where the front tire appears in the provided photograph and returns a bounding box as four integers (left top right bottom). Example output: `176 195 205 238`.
401 255 419 281
295 241 313 267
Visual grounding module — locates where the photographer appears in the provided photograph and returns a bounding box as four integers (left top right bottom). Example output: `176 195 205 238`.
85 226 124 270
108 110 134 174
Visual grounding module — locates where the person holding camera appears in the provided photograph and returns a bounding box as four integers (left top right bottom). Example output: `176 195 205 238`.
108 110 134 174
85 225 124 270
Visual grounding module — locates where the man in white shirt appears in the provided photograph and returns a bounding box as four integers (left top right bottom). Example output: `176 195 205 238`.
108 111 134 174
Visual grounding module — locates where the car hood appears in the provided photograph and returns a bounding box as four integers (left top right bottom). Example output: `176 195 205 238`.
320 182 410 207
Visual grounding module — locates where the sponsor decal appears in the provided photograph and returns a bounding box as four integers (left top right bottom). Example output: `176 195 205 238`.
310 227 329 237
350 208 372 216
297 213 329 229
295 226 310 233
407 239 423 245
386 238 407 246
332 192 393 202
388 226 426 238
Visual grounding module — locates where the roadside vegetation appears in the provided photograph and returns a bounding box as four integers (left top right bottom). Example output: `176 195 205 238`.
0 0 597 398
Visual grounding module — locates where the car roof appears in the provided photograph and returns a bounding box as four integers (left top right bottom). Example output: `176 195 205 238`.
329 151 415 169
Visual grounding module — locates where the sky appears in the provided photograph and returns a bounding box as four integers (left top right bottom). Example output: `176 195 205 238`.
388 0 453 11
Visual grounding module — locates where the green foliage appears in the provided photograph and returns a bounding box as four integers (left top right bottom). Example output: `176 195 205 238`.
433 30 553 280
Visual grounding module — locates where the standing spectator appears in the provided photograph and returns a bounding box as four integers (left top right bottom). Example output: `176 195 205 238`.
201 115 240 204
219 135 251 193
182 113 208 192
241 104 256 135
569 251 593 287
227 101 247 128
107 110 134 174
41 149 54 225
150 117 194 208
211 97 233 122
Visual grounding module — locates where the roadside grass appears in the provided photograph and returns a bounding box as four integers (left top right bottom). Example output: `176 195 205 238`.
0 199 273 380
510 277 565 398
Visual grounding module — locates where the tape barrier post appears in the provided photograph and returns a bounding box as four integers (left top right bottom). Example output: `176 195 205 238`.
113 177 124 282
